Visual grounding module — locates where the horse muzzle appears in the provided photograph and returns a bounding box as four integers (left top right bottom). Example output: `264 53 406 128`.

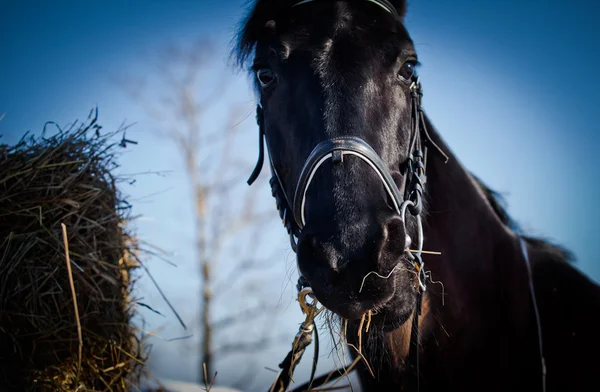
296 215 410 320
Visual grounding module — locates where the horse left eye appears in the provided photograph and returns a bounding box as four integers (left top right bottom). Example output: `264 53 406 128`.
256 68 276 88
398 61 417 82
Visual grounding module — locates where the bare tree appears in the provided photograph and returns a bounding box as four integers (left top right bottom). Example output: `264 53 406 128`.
122 38 279 383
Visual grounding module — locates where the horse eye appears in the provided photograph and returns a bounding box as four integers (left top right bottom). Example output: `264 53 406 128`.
398 61 417 82
256 68 276 88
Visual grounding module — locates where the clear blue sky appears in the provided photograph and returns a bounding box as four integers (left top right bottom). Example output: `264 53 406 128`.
1 0 599 389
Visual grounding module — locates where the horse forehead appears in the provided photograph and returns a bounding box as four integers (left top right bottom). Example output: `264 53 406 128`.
308 32 387 136
313 34 370 78
312 18 380 77
281 6 380 67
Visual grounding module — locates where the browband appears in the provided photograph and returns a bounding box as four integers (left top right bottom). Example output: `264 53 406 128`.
292 0 400 18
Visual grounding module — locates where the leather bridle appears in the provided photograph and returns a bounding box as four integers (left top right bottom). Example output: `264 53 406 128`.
249 76 448 390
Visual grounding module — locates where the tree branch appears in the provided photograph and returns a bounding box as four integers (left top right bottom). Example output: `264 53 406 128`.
120 37 281 382
212 257 274 297
215 333 291 358
211 302 270 330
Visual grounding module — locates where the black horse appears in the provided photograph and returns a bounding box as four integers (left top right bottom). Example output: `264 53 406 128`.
234 0 600 390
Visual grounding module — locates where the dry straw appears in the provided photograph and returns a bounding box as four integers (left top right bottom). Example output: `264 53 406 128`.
0 110 145 391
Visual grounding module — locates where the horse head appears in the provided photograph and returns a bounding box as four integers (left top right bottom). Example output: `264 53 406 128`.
237 0 433 328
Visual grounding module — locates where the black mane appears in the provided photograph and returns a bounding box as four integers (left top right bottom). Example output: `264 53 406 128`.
473 174 574 263
471 174 518 231
232 0 406 69
233 0 294 67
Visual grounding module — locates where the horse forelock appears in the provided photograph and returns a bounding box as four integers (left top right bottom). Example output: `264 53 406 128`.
233 0 404 69
472 174 575 264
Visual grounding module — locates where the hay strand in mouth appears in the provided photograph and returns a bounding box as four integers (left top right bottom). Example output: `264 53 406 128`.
61 223 83 380
357 312 368 355
406 249 442 255
359 264 418 293
343 318 348 339
349 313 376 380
365 310 372 333
312 355 361 391
425 269 446 306
327 315 353 391
347 343 375 379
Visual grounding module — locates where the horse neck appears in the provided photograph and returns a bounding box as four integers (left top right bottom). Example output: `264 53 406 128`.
352 114 536 381
422 113 526 316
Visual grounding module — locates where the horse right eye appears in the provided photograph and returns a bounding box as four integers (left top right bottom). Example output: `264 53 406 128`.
256 68 276 88
398 61 417 82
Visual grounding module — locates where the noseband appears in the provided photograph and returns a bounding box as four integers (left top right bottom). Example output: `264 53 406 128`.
295 137 405 228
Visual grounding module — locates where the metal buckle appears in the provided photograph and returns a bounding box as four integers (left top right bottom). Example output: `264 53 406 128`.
298 287 322 330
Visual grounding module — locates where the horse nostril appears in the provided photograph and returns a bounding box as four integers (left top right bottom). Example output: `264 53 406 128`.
297 233 333 271
297 234 318 260
379 217 407 265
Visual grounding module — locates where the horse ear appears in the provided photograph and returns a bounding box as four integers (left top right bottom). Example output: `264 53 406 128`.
389 0 407 19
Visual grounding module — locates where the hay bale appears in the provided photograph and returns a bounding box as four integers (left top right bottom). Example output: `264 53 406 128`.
0 113 144 391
